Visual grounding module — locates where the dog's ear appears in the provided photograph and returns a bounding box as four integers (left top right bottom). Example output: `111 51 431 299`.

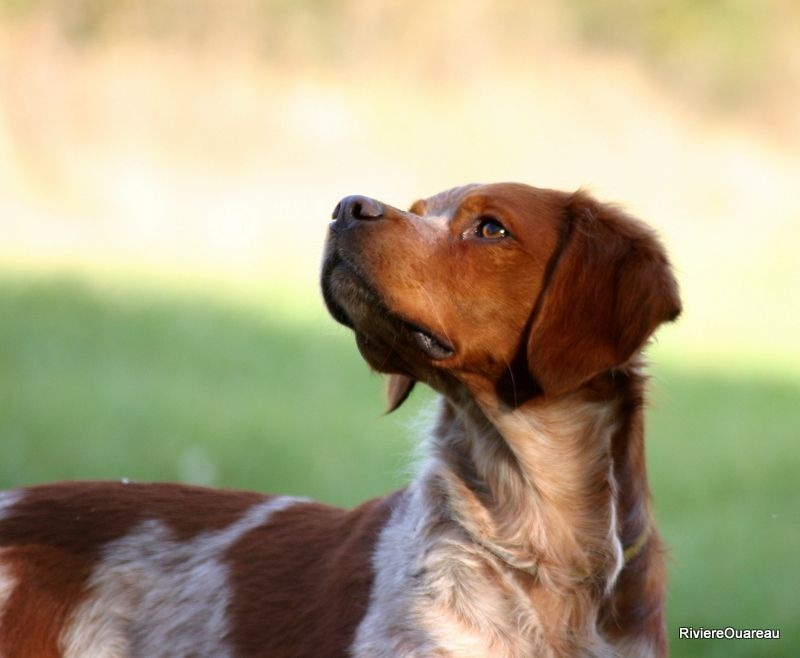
527 191 681 397
385 374 416 413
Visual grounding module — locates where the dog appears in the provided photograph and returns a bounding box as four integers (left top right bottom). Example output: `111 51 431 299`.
0 182 680 657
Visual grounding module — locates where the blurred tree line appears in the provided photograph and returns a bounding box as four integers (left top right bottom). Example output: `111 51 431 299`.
1 0 797 110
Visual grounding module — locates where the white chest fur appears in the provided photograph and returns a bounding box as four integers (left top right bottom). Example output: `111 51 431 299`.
352 481 545 658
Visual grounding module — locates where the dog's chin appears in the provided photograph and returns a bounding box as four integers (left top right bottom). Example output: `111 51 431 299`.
320 251 356 330
352 318 456 376
354 331 406 374
321 254 455 369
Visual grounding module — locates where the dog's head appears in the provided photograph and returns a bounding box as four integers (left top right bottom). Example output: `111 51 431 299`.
321 183 680 409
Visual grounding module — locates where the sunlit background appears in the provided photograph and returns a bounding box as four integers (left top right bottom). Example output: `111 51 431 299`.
1 1 798 655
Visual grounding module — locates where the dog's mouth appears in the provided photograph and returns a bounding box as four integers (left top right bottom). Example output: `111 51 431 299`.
321 249 455 362
405 322 454 360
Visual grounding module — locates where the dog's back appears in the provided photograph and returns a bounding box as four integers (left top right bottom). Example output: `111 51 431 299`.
0 482 396 657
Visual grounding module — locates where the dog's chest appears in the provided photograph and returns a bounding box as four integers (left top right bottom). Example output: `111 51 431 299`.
351 487 541 658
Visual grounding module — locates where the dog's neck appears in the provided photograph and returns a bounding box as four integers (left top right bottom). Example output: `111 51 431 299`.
427 362 666 654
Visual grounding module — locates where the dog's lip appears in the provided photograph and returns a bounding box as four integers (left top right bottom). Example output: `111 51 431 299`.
404 322 455 360
320 250 355 329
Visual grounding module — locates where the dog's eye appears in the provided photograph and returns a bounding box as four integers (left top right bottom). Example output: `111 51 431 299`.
476 217 508 240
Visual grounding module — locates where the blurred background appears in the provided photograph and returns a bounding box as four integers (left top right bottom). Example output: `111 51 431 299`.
1 1 798 655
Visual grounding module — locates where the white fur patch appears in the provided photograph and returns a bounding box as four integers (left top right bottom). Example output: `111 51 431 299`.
410 210 452 245
0 493 22 658
0 551 17 658
606 462 625 593
352 479 540 658
0 552 16 616
0 490 22 521
421 214 450 231
352 485 435 657
612 635 658 658
60 496 304 658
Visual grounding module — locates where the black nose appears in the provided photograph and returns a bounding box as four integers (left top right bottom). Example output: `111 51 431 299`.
331 195 385 224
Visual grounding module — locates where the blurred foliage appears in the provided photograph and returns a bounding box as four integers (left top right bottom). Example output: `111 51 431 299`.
0 0 345 48
562 0 772 105
1 0 796 108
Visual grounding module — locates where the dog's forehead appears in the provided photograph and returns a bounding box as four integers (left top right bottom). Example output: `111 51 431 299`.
416 184 481 216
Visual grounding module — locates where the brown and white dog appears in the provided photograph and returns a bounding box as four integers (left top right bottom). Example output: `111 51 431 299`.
0 183 680 657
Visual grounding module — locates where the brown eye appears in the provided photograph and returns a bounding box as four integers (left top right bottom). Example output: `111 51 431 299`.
476 217 508 240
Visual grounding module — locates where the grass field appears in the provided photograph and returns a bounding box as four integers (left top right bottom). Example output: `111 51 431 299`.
0 274 797 656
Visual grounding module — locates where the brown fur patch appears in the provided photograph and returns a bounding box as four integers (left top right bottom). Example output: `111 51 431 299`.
225 492 400 658
0 482 267 653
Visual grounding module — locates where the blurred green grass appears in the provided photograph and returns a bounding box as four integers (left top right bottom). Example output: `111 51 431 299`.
0 274 428 504
0 274 797 657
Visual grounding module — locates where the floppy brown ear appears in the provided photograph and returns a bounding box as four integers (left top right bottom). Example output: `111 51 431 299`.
527 191 681 397
386 374 416 413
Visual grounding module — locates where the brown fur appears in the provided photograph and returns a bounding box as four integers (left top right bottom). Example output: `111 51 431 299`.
0 483 396 657
225 494 398 657
0 482 266 657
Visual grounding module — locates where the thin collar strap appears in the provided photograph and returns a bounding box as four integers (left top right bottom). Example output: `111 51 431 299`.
467 522 652 578
440 473 652 577
622 521 652 563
